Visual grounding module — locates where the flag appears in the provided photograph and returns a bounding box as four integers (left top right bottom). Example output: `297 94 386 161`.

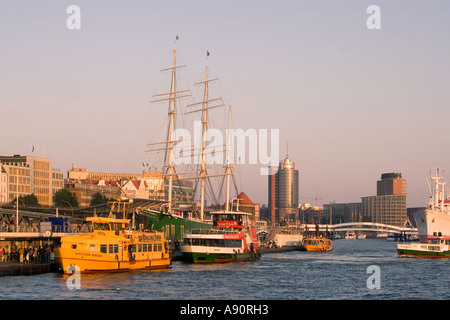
207 51 210 56
32 145 34 152
176 35 179 40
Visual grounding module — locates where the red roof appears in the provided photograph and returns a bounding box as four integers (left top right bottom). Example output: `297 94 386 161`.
234 192 254 205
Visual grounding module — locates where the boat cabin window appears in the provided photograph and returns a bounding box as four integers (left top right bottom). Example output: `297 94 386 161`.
100 244 107 253
89 244 96 251
183 238 242 248
109 244 119 253
93 222 111 231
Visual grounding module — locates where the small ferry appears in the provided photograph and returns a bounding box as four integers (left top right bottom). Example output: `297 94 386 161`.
180 210 261 263
300 237 333 252
344 231 356 240
54 214 170 273
398 236 450 258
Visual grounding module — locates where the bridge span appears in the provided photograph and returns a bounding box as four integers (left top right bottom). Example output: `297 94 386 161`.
301 222 417 234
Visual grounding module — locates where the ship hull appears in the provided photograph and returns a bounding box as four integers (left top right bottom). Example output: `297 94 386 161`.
414 208 450 242
182 251 261 263
55 248 170 273
141 209 212 240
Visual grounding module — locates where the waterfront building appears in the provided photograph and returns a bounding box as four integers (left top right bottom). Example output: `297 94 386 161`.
377 173 406 196
323 202 362 224
64 180 121 207
0 154 63 206
0 167 8 204
268 155 299 226
122 180 149 199
298 203 323 224
232 191 260 223
66 166 193 206
361 172 407 227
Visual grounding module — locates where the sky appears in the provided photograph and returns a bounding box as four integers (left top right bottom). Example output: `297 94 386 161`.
1 1 449 208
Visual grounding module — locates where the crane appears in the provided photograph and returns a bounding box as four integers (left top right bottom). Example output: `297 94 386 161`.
299 195 323 207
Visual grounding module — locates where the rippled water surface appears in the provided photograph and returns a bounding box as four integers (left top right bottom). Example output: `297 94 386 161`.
1 239 448 300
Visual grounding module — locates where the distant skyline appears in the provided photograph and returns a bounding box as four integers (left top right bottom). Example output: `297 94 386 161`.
1 1 449 208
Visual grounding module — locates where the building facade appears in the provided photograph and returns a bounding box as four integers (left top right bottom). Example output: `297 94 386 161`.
232 192 260 223
268 155 299 226
66 166 193 206
0 154 63 206
361 172 407 226
323 202 362 224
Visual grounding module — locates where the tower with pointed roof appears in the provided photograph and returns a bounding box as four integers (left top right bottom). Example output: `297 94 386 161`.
268 153 299 226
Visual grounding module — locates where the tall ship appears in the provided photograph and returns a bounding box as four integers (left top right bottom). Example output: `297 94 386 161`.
397 167 450 258
140 37 235 240
54 202 171 273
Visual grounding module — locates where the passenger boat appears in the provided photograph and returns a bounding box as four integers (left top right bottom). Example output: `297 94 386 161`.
180 210 261 263
300 237 333 252
398 236 450 258
397 167 450 257
54 214 170 273
344 231 356 240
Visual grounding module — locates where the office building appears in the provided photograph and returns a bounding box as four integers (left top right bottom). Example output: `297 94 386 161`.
361 172 407 226
268 155 299 225
0 154 64 206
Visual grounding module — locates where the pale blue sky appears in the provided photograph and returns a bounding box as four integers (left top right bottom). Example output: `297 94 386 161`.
1 1 449 207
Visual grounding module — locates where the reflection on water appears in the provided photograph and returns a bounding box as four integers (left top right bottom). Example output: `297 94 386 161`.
1 239 448 300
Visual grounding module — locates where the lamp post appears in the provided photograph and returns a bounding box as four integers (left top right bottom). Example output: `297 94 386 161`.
61 200 74 216
16 169 19 232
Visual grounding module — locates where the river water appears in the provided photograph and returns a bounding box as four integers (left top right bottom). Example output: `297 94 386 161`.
0 239 448 301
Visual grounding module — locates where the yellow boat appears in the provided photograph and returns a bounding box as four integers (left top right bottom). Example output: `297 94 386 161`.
54 216 170 273
301 237 333 252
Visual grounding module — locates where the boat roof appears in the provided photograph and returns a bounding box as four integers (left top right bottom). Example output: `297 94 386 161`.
86 216 130 224
209 210 252 215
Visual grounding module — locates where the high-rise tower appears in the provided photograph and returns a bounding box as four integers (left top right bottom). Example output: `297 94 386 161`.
268 155 299 226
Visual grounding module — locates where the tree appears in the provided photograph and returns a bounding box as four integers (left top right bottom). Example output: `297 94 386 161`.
53 189 79 208
90 192 109 206
10 193 40 206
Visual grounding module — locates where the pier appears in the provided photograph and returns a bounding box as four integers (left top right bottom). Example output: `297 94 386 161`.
0 262 58 277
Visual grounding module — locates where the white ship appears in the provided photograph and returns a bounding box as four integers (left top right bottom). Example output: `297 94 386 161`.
414 167 450 243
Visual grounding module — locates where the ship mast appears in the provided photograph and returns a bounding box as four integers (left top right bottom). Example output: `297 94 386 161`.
225 104 232 212
199 52 209 219
147 36 191 213
186 51 225 220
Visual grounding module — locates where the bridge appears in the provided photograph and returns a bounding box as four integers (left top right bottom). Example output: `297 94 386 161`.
301 222 418 235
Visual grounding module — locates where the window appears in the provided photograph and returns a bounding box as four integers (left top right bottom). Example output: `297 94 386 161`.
109 244 114 253
100 245 107 253
89 244 96 251
71 244 77 249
